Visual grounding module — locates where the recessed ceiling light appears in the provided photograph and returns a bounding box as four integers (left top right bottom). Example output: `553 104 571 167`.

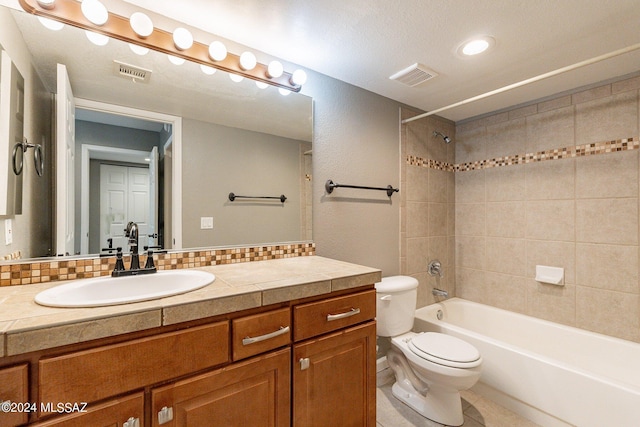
457 36 495 56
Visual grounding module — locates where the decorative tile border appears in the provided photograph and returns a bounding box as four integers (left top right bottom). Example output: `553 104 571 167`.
407 137 639 172
0 243 315 287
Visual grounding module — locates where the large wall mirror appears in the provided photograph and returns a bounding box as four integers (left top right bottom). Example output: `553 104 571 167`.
0 4 313 261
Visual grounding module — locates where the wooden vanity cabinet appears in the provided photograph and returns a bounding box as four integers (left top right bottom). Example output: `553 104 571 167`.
0 364 29 427
292 289 377 427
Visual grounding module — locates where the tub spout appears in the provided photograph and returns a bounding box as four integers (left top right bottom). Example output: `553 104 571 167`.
432 288 448 298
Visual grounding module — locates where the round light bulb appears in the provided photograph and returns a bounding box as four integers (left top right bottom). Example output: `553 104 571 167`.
278 88 291 96
130 12 153 38
129 43 149 55
200 64 216 75
462 39 489 56
168 55 185 66
267 61 284 79
208 41 227 61
38 16 64 31
81 0 108 26
290 69 307 86
229 74 244 83
255 81 268 89
239 52 257 71
173 27 193 50
36 0 56 9
85 30 109 46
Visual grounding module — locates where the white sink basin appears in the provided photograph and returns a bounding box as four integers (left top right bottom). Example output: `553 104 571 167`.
35 270 215 308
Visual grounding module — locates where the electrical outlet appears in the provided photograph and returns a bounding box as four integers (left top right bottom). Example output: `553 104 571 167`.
4 219 12 245
200 217 213 229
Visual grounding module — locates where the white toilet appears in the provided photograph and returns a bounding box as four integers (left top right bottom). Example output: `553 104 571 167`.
376 276 482 426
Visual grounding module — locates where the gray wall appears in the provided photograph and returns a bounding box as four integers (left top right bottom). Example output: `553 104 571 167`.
182 119 308 247
302 72 402 277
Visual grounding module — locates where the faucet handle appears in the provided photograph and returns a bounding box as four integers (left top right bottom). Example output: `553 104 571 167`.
113 247 126 273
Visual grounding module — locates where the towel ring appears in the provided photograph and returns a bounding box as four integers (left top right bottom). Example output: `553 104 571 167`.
12 138 43 176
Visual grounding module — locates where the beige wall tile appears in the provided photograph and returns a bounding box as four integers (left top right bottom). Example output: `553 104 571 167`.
525 200 575 241
575 90 639 144
576 151 638 199
526 240 576 284
456 236 486 270
428 203 448 237
455 170 485 203
406 237 429 276
612 75 640 93
485 166 526 202
576 243 639 293
537 95 572 113
526 280 576 326
406 201 429 238
428 236 449 268
486 202 525 238
456 203 486 236
406 165 429 202
456 125 487 163
526 105 575 153
486 117 527 159
455 267 486 302
576 286 640 342
525 158 575 200
572 84 612 104
485 238 526 276
576 198 638 245
483 272 528 314
509 104 538 120
428 169 449 203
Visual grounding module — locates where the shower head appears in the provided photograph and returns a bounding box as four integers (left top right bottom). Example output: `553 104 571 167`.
433 131 452 144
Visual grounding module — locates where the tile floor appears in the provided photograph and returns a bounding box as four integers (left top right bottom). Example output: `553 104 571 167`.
376 372 542 427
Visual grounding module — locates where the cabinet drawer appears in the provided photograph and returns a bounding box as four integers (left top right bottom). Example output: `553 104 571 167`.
0 364 29 427
232 307 291 361
39 321 229 405
32 392 144 426
293 289 376 341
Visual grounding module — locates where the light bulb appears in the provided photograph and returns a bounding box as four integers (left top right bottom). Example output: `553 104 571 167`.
267 61 283 79
85 30 109 46
81 0 108 26
130 12 153 38
173 27 193 50
255 81 268 89
462 39 489 56
168 55 185 66
38 16 64 31
229 74 243 83
208 41 227 61
239 52 257 71
36 0 56 9
290 69 307 86
278 88 291 96
129 43 149 55
200 64 216 75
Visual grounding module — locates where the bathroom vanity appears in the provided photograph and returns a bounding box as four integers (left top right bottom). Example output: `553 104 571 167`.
0 256 379 426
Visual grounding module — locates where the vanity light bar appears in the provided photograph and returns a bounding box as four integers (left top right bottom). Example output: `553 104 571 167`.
19 0 303 92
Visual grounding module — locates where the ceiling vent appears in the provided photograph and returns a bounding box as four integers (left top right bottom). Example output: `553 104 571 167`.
389 63 438 87
113 60 152 83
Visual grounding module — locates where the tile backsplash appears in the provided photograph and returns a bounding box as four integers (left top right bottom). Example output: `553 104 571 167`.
0 243 315 286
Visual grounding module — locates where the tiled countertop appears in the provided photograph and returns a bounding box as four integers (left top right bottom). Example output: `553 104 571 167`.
0 256 381 357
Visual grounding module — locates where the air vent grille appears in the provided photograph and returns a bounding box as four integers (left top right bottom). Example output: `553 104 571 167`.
113 60 152 83
389 63 438 87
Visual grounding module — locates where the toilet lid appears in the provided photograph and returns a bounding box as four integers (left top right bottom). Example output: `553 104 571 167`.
409 332 481 368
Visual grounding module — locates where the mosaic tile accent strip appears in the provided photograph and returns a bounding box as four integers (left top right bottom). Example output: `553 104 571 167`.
0 243 315 287
407 137 639 172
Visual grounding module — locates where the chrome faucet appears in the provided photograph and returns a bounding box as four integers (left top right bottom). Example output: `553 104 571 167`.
427 259 443 277
125 221 140 270
432 288 448 298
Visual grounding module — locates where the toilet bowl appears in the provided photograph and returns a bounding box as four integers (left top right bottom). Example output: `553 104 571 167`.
376 276 482 426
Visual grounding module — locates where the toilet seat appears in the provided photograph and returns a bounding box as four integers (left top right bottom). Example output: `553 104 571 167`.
408 332 481 368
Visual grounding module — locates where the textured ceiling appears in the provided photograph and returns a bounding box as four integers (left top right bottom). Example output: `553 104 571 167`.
118 0 640 122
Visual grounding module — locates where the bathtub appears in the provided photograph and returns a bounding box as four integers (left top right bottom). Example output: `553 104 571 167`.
413 298 640 427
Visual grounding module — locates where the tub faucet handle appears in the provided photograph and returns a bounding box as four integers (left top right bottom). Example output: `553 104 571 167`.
428 259 443 277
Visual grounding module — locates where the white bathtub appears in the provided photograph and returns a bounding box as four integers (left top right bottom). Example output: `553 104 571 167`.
413 298 640 427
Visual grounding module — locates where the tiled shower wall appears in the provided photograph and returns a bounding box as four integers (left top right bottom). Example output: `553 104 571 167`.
455 75 640 342
400 110 455 308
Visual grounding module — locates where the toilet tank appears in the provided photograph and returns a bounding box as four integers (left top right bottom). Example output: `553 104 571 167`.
375 276 419 337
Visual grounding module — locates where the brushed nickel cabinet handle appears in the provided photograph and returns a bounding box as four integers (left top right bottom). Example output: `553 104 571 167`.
242 325 290 345
326 307 360 322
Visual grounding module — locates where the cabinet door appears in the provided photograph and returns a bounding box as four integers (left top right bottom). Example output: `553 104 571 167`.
152 348 290 427
293 321 376 427
0 364 28 427
30 392 144 427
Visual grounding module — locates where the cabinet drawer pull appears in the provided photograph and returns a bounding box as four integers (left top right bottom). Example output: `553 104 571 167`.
326 307 360 322
242 325 290 345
